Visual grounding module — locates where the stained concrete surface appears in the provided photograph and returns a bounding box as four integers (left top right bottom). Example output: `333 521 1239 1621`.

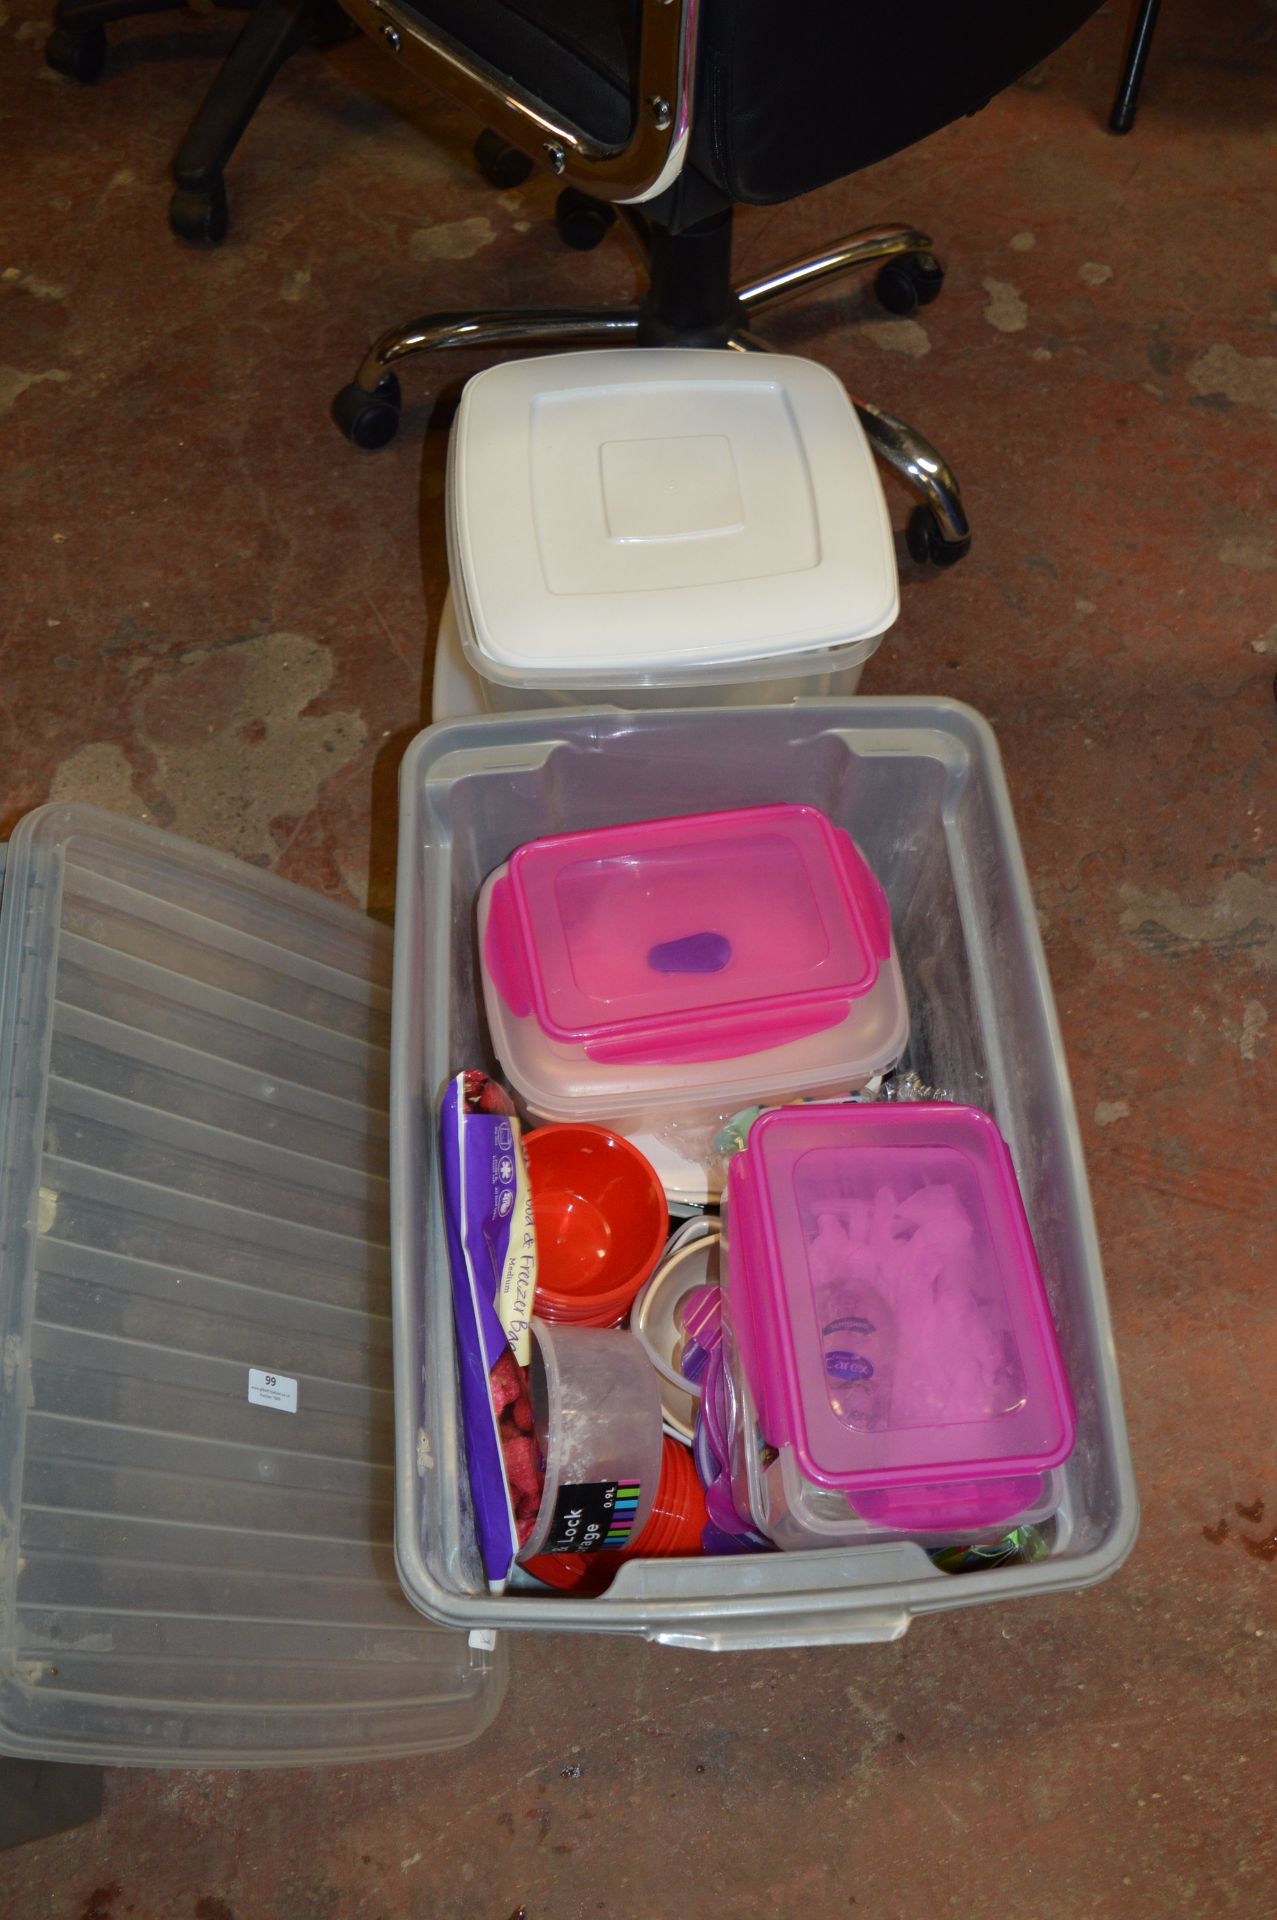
1 1 1275 1915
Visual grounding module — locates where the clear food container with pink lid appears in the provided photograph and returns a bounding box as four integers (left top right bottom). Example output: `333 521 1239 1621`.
725 1336 1068 1554
477 804 909 1201
723 1101 1076 1540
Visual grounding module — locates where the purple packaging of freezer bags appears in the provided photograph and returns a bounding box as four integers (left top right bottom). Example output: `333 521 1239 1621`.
439 1072 541 1589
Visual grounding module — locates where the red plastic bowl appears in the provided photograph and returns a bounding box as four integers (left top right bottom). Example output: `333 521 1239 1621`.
524 1124 668 1327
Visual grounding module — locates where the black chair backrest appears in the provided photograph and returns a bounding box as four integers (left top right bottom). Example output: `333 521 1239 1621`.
375 0 1100 211
692 0 1103 204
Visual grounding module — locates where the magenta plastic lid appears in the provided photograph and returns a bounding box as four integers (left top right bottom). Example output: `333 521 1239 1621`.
482 805 891 1067
848 1473 1046 1533
726 1103 1076 1490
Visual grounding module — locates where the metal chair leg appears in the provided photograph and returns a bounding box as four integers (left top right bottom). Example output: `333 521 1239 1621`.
332 308 642 448
728 330 970 566
333 221 965 546
353 308 642 392
854 399 971 564
735 227 934 312
1109 0 1163 134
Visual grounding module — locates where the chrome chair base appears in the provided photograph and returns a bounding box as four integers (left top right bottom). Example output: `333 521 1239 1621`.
332 222 970 563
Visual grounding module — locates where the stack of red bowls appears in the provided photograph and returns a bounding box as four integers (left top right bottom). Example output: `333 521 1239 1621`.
633 1433 707 1556
523 1436 707 1594
523 1124 668 1328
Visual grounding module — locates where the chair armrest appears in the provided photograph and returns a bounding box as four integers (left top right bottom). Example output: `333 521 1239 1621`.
342 0 697 203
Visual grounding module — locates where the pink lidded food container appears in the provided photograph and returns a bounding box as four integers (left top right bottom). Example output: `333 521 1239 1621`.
477 805 909 1200
724 1102 1075 1524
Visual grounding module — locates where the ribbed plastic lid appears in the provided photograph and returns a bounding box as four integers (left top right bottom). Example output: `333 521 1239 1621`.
448 348 899 687
0 806 503 1766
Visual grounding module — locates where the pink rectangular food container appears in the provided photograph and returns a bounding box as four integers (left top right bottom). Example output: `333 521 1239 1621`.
725 1102 1076 1514
477 804 909 1198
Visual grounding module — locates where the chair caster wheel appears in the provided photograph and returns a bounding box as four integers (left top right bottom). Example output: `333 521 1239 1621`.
169 180 229 245
874 251 945 317
474 129 533 190
554 187 616 252
331 373 402 450
45 23 106 82
906 505 970 568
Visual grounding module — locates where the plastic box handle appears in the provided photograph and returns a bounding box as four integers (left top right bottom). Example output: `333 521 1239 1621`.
834 827 892 962
650 1609 912 1651
482 873 532 1018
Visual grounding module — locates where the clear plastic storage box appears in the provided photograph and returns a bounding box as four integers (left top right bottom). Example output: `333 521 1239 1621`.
392 701 1137 1647
725 1324 1068 1555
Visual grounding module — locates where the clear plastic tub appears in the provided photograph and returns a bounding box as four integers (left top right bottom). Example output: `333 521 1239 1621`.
391 702 1138 1648
434 586 876 718
476 804 909 1198
520 1320 663 1559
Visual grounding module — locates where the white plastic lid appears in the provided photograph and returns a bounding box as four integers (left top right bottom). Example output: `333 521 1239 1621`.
447 348 899 688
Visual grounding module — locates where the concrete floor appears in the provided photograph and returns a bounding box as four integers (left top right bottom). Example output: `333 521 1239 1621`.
2 1 1276 1914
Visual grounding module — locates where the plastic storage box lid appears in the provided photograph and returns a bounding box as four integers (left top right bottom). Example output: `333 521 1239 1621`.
482 804 891 1067
447 348 899 687
0 806 503 1767
726 1103 1076 1492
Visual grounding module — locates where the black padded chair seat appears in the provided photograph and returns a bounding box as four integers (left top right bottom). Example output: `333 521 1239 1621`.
397 0 639 147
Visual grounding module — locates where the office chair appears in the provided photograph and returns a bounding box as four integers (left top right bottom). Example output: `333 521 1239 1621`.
167 0 349 241
44 0 250 84
44 0 351 244
328 0 1101 566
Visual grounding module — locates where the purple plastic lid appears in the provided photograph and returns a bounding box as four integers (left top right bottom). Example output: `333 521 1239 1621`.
698 1345 733 1466
726 1103 1076 1491
692 1351 769 1550
678 1282 722 1386
482 805 891 1066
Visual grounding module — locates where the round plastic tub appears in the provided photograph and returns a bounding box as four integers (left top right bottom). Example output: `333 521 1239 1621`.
519 1319 663 1560
631 1217 722 1440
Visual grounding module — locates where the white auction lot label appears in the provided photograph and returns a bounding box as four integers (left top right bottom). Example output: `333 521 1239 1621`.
247 1367 298 1412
